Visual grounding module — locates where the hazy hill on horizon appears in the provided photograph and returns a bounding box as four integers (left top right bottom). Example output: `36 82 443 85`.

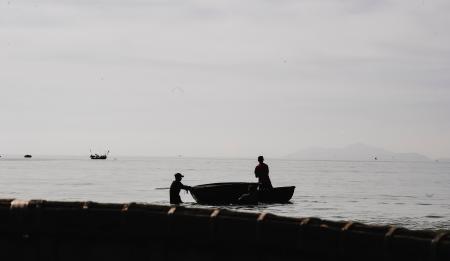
285 143 431 162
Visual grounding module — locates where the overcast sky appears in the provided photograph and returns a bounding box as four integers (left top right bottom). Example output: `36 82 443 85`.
1 0 449 158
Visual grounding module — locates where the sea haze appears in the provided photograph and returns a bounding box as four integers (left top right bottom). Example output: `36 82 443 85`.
286 143 432 161
1 156 449 230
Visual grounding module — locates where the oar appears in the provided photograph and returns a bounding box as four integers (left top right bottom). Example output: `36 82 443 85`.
154 187 190 195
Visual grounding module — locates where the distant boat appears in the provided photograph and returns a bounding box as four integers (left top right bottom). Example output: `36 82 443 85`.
24 155 32 158
90 150 109 160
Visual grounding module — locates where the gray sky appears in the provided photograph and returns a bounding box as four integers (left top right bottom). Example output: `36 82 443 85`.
1 0 449 158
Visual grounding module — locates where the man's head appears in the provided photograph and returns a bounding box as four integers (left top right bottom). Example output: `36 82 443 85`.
258 156 264 163
174 173 184 181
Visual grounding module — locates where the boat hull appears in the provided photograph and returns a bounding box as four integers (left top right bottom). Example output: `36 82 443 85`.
258 186 296 203
90 155 107 159
190 182 295 205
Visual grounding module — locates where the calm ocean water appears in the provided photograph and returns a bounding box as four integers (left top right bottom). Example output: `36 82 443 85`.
1 156 449 230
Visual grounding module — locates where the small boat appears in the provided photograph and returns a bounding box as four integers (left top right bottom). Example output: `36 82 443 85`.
24 155 32 158
190 182 295 205
90 150 109 160
90 154 107 160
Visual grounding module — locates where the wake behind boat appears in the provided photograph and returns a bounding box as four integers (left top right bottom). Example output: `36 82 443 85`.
190 182 295 205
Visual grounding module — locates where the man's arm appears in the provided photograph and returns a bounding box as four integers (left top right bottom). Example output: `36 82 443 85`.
180 183 191 191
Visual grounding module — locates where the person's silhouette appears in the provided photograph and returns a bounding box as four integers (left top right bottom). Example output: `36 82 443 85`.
170 173 191 204
254 156 273 190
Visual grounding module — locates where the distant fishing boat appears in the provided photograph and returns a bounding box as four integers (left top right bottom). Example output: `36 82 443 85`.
24 155 32 158
90 150 109 160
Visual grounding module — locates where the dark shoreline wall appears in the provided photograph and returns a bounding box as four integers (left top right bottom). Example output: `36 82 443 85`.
0 199 449 261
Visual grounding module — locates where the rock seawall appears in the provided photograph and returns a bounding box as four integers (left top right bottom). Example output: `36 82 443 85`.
0 199 449 261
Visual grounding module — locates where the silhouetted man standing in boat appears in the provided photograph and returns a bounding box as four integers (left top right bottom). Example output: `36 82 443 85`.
170 173 191 204
255 156 273 190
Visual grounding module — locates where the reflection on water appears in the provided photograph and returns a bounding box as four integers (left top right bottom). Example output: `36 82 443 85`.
1 156 450 230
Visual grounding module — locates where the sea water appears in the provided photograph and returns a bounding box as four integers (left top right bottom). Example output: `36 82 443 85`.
1 156 449 230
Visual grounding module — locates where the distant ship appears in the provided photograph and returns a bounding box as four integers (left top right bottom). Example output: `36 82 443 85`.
90 150 109 160
24 155 32 158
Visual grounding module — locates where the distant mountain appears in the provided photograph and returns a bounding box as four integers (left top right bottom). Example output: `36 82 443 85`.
436 158 450 162
285 143 431 162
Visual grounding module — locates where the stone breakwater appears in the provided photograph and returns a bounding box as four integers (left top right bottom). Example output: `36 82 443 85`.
0 198 449 261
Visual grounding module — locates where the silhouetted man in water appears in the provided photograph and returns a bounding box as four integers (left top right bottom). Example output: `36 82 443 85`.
254 156 273 190
170 173 191 204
